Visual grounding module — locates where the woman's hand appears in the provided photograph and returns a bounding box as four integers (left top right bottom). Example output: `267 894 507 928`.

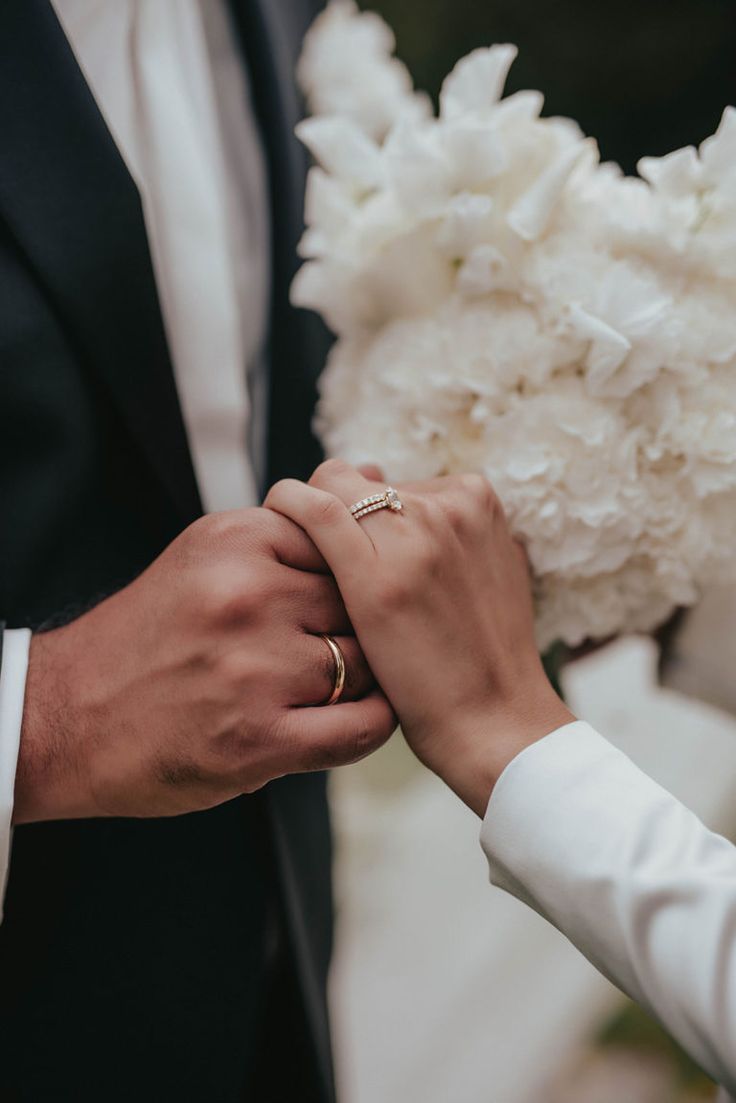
265 461 573 816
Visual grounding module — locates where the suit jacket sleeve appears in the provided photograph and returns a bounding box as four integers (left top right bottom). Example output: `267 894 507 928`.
0 627 31 919
480 721 736 1097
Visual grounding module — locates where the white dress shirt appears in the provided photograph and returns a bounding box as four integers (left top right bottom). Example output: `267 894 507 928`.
0 0 269 907
482 721 736 1100
0 631 30 917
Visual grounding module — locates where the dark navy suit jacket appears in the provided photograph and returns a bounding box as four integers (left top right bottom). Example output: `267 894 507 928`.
0 2 334 1099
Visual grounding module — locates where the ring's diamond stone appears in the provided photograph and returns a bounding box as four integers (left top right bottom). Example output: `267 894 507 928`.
386 487 403 511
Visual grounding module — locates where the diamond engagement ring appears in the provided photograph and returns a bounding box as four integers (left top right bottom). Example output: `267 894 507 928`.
349 487 403 523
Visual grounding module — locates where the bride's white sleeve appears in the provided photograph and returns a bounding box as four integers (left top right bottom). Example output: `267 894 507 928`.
480 720 736 1097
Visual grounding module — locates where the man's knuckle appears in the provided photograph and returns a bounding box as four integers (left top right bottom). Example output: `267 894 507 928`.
247 506 283 539
179 516 205 546
201 512 239 541
193 575 223 622
196 512 269 561
175 515 218 562
206 576 261 626
213 651 250 694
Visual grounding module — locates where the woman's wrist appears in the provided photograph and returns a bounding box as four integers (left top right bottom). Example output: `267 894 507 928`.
436 688 576 817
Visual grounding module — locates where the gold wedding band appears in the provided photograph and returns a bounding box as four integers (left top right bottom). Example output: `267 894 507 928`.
320 635 346 706
349 487 403 523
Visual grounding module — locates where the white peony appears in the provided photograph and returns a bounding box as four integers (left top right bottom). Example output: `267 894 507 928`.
293 0 736 649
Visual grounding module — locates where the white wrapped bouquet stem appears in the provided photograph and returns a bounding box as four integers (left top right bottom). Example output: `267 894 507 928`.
293 0 736 649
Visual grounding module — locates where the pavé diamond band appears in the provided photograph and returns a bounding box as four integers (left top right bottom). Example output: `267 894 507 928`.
349 487 403 523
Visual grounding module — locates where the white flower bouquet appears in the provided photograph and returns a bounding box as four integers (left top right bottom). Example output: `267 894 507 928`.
292 0 736 648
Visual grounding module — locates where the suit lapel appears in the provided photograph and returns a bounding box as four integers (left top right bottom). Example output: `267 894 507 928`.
0 0 202 525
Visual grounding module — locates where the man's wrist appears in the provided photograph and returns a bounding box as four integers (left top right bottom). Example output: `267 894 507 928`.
15 629 98 824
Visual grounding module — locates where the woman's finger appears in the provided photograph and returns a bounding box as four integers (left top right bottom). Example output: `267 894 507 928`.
309 459 380 504
264 477 374 591
357 463 385 482
309 460 413 547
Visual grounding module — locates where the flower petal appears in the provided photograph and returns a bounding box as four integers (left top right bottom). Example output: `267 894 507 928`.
439 45 518 120
508 143 588 241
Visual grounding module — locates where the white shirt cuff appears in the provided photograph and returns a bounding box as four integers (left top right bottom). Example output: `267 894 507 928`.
480 721 610 910
0 629 31 919
480 720 736 1093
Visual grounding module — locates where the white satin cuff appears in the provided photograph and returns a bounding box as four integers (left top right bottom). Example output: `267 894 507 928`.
481 720 736 1096
0 629 31 920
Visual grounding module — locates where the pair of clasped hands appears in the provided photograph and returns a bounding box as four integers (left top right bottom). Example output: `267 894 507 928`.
16 462 572 826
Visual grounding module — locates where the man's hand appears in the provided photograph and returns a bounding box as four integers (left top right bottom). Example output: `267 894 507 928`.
15 508 396 823
266 462 573 817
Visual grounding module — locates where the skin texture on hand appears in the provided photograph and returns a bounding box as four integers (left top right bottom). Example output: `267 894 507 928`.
15 508 396 824
266 462 574 817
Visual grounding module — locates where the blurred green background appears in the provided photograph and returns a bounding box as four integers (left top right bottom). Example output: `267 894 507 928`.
363 0 735 172
354 1 735 1097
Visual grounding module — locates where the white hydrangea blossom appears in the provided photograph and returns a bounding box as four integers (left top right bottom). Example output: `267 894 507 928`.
293 0 736 648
